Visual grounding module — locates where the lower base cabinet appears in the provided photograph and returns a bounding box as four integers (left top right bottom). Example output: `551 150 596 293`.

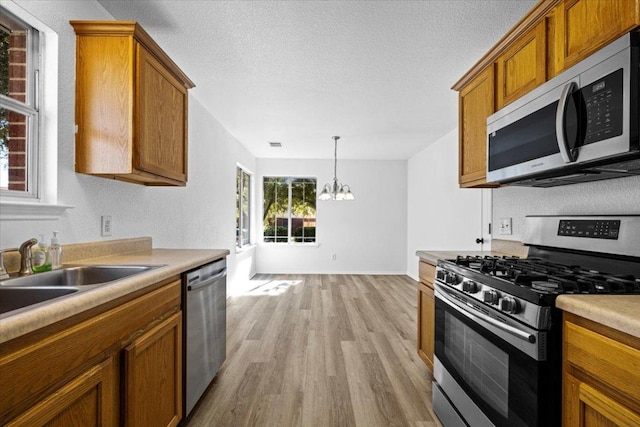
417 261 436 372
6 357 116 427
417 282 434 372
563 313 640 427
123 312 182 427
0 278 183 427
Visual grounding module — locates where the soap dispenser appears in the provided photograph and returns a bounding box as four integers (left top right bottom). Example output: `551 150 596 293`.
32 234 52 273
50 231 62 270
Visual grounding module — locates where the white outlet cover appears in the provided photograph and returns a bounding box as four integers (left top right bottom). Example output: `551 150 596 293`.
101 215 112 237
499 218 512 235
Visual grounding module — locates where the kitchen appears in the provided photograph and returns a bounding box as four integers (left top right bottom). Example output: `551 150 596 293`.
1 0 639 426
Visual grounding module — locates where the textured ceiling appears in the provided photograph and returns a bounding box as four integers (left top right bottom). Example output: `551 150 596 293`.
97 0 536 160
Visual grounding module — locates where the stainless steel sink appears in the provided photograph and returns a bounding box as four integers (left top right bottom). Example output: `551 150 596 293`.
0 287 78 314
0 265 158 288
0 265 162 316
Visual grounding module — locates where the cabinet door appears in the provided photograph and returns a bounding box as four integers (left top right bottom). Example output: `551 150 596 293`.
417 282 434 372
418 261 436 287
495 20 546 109
123 312 182 427
564 373 640 427
553 0 640 73
6 358 116 427
458 66 495 188
136 45 188 183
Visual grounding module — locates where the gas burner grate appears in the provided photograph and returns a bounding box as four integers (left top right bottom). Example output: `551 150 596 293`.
445 255 640 296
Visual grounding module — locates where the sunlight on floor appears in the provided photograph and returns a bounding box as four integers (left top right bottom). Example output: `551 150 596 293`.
240 279 303 296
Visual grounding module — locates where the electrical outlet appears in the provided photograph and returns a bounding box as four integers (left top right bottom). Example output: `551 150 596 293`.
331 253 337 261
101 215 112 236
499 217 512 235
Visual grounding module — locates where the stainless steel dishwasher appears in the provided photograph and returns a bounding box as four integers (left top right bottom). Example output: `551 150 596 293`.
183 258 227 417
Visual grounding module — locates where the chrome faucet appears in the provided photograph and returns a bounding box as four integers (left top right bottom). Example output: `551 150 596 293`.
18 238 38 276
0 238 39 278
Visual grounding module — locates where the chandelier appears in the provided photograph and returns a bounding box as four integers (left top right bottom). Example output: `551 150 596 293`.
318 136 355 201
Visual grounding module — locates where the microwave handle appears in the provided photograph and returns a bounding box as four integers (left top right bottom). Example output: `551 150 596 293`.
556 81 579 163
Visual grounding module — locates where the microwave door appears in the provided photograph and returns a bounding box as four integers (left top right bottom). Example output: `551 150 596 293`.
486 80 574 183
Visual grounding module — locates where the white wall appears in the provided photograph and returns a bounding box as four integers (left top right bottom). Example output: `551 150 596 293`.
406 129 485 280
492 175 640 241
0 0 257 292
255 158 407 274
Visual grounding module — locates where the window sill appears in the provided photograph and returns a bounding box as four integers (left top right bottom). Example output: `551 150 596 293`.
0 201 74 220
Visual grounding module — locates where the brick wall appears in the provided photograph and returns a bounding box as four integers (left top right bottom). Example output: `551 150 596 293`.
7 31 27 191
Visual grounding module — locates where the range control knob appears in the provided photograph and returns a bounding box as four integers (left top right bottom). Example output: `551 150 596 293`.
445 272 459 285
500 297 520 314
436 269 446 281
483 290 499 305
462 280 479 293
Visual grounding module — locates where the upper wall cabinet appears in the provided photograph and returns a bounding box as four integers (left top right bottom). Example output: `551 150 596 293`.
459 67 496 188
495 21 547 110
71 21 195 186
452 0 640 188
551 0 640 75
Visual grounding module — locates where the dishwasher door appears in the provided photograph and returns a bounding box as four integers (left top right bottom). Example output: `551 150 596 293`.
184 258 227 417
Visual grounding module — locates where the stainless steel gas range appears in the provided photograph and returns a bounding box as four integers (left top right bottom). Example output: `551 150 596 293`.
432 215 640 427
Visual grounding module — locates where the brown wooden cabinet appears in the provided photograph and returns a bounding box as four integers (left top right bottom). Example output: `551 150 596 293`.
417 261 436 372
552 0 640 74
71 21 194 186
5 357 116 427
0 278 183 426
495 21 547 109
562 313 640 427
123 312 182 427
458 67 496 188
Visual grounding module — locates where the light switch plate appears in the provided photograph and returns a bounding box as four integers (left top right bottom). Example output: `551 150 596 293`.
499 218 512 235
101 215 112 236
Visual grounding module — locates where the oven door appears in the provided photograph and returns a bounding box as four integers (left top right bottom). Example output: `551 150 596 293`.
433 282 560 427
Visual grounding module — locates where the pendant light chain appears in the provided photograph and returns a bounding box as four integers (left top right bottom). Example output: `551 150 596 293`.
334 136 339 185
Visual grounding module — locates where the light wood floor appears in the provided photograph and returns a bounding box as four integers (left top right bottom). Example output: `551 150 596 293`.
186 274 437 427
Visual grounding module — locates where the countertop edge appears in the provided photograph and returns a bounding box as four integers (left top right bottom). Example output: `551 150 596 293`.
0 248 230 344
556 295 640 340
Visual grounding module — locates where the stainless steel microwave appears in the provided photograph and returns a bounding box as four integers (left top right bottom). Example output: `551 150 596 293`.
486 32 639 187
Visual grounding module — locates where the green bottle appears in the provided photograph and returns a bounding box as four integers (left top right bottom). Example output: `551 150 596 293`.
32 234 52 273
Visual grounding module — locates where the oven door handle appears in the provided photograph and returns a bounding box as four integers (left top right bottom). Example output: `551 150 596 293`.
435 287 536 344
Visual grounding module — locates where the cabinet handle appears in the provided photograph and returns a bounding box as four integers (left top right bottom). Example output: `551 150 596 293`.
476 238 484 244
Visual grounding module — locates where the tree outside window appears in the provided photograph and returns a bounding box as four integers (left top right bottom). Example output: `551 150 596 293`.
263 177 316 243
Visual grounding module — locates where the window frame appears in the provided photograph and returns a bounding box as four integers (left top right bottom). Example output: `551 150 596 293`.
236 165 252 249
262 176 317 245
0 7 40 199
0 2 68 220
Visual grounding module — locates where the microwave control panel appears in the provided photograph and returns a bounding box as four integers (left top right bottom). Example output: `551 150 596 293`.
582 68 624 145
558 219 621 239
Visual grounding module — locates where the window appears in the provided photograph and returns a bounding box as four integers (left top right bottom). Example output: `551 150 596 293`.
0 9 39 197
236 166 251 247
263 177 316 243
